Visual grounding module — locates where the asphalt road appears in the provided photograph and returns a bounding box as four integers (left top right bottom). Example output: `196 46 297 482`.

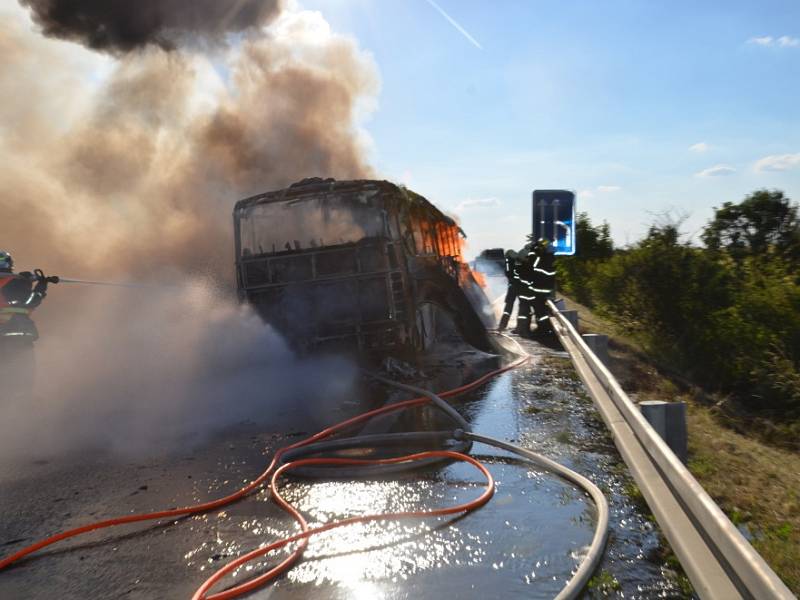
0 338 690 599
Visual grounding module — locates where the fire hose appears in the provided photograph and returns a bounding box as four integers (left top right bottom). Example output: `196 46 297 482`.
0 336 609 600
9 272 170 289
56 277 159 288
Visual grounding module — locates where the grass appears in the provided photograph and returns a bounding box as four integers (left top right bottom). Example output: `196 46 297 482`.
545 356 582 382
687 404 800 590
729 507 750 527
659 549 694 596
562 296 800 594
771 523 793 541
686 455 717 477
663 554 695 596
554 430 572 444
619 479 692 593
622 481 648 512
587 570 621 594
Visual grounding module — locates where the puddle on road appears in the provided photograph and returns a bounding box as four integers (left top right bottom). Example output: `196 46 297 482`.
187 462 598 599
181 339 692 599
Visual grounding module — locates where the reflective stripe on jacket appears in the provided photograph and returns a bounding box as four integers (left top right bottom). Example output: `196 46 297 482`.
513 257 537 298
504 256 516 281
531 252 555 294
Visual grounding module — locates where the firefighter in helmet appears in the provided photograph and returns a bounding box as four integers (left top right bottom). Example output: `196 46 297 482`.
529 237 556 336
498 249 521 331
0 250 58 400
512 244 537 337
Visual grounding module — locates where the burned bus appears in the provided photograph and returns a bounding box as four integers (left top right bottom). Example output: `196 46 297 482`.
233 178 495 356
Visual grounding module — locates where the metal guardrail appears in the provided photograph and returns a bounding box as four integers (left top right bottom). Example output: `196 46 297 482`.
547 300 796 600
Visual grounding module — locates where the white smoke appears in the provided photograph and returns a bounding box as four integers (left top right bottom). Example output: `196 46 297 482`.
0 0 379 280
0 1 377 460
0 280 357 460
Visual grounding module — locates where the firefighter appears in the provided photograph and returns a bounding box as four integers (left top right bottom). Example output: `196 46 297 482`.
512 246 537 337
530 238 557 336
0 251 57 400
498 249 520 331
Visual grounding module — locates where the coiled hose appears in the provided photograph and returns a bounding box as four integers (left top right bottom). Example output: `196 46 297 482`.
358 368 610 600
1 337 608 600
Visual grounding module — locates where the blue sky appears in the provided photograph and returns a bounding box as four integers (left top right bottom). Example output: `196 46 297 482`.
301 0 800 255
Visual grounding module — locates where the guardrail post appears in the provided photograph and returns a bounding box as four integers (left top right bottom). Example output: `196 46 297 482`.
560 309 579 329
639 400 688 463
582 334 610 366
546 299 796 598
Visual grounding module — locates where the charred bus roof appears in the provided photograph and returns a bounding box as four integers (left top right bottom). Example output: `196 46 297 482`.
233 177 459 231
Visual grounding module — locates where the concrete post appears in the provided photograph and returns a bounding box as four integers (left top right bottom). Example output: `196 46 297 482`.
560 309 579 329
582 334 610 366
639 400 688 463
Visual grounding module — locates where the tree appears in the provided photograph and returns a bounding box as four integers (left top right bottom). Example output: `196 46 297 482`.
702 190 800 259
556 213 613 306
574 212 614 259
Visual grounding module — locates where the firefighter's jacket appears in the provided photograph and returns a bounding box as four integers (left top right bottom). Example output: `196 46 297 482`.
503 254 517 283
513 256 537 303
515 246 556 300
0 274 46 340
532 251 556 297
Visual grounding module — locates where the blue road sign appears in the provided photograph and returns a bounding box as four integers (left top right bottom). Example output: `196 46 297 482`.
532 189 576 256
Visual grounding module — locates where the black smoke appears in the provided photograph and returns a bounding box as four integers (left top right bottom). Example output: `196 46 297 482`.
19 0 283 52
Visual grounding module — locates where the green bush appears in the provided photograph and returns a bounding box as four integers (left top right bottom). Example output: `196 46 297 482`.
561 192 800 419
557 212 613 306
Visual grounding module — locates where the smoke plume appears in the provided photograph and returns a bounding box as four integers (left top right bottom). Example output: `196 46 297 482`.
19 0 283 53
0 280 358 460
0 0 378 456
1 0 378 281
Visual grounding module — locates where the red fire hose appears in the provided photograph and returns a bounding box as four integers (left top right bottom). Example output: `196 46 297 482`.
0 357 529 598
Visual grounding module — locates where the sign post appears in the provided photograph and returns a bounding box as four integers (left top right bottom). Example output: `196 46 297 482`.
532 189 576 256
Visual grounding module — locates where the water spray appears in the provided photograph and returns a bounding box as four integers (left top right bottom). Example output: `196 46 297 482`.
56 277 165 289
9 272 171 290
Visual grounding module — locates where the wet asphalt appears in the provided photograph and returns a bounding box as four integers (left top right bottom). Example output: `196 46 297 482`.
0 336 692 599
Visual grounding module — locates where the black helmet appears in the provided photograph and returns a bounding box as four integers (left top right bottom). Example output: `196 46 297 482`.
0 250 13 273
526 234 551 245
538 238 556 254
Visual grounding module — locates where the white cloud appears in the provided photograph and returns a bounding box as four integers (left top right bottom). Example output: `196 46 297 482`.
696 164 736 177
748 36 774 46
747 35 799 47
597 185 621 193
689 142 709 153
455 197 500 211
754 153 800 172
578 189 595 199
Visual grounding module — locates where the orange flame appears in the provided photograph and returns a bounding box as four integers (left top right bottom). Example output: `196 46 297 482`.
471 269 488 289
429 221 488 289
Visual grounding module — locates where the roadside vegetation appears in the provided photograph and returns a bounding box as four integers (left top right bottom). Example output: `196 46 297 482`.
559 189 800 447
556 189 800 592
